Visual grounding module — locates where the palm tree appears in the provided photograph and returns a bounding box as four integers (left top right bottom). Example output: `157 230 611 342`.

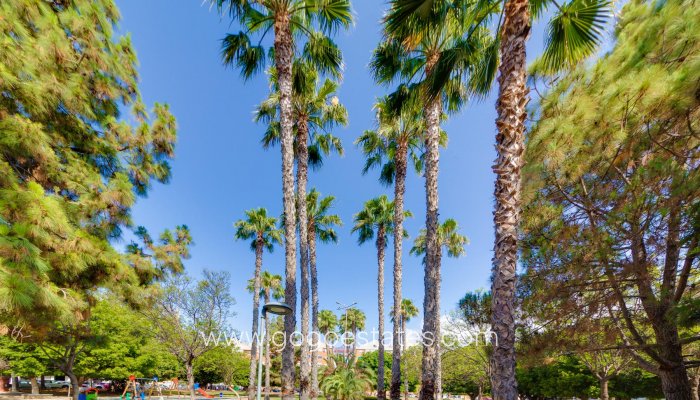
410 218 468 398
338 308 366 359
235 208 282 400
373 3 496 399
319 309 340 364
256 61 347 400
390 299 419 400
356 96 424 400
214 2 352 398
382 0 609 397
320 356 375 400
248 271 284 400
307 190 343 399
352 195 411 400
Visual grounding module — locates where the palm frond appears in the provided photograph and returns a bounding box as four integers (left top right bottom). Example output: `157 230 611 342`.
540 0 611 74
221 32 266 80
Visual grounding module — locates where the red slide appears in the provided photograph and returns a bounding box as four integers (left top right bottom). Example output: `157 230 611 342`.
197 388 214 398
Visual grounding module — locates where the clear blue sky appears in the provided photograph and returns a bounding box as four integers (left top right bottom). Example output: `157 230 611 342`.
116 1 553 335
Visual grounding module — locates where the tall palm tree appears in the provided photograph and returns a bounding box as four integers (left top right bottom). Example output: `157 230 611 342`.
318 309 340 364
356 96 424 400
411 218 468 398
248 271 284 400
307 189 343 399
338 307 366 359
256 61 348 399
214 2 352 398
382 0 609 397
234 208 282 400
390 299 419 400
374 4 495 398
351 195 411 400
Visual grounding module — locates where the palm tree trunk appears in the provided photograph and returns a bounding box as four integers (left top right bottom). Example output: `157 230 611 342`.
297 115 311 400
419 55 442 400
376 226 387 400
273 14 298 400
391 139 409 400
310 225 320 400
435 251 443 400
491 0 530 398
249 238 264 400
264 291 272 400
402 317 408 400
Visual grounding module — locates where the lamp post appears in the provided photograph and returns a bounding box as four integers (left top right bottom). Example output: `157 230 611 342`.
257 302 293 400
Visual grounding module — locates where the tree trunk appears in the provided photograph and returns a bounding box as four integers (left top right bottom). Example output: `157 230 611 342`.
403 317 408 400
30 377 39 395
297 115 311 400
274 13 298 400
186 362 196 400
419 55 442 400
249 238 264 400
690 371 700 400
599 378 609 400
10 374 17 393
490 0 530 398
67 372 80 400
40 376 45 390
659 366 692 400
310 226 320 400
377 226 387 400
391 139 409 400
264 292 272 400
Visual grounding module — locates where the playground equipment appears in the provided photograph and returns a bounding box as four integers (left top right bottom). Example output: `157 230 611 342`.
196 388 214 399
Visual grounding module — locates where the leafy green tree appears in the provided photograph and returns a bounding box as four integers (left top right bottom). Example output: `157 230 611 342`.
357 351 392 389
141 271 235 400
194 346 248 387
0 337 46 394
213 2 352 397
522 0 699 398
0 0 181 330
352 195 410 400
235 208 281 400
306 190 343 394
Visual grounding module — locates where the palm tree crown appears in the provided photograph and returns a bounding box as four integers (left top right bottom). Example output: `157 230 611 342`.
319 309 339 335
355 95 425 186
410 218 468 259
215 0 353 81
247 271 285 300
352 195 411 245
307 189 343 243
234 208 283 251
256 61 348 168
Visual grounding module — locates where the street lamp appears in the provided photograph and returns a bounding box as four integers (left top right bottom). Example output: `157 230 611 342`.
257 302 293 400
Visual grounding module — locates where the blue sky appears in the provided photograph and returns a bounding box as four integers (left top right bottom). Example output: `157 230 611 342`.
116 1 553 334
